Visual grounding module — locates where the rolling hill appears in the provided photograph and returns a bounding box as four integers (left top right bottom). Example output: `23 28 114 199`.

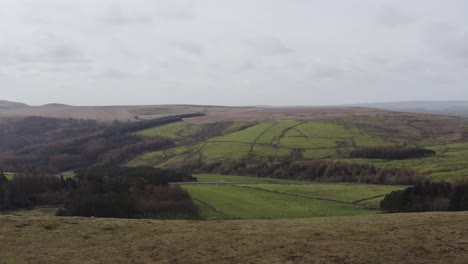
1 102 468 263
0 100 28 109
351 101 468 118
129 112 468 181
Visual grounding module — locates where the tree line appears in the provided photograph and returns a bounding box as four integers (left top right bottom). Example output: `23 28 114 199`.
0 114 203 173
194 159 430 185
0 166 198 219
380 180 468 212
349 147 436 160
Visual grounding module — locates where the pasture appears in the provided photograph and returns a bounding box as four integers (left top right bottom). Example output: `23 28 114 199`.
128 117 468 182
3 172 13 180
182 181 402 219
342 143 468 181
194 174 299 183
137 121 202 141
130 120 395 166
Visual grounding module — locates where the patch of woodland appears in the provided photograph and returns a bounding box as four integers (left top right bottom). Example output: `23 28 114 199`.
0 114 203 173
380 179 468 212
349 147 436 160
0 166 198 219
192 159 430 185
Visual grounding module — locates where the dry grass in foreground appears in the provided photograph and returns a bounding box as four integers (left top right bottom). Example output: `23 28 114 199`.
0 212 467 264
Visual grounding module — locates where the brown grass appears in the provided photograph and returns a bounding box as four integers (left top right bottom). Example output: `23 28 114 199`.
0 212 467 263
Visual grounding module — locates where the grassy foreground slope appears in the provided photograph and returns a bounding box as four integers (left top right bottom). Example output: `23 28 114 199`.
1 212 467 263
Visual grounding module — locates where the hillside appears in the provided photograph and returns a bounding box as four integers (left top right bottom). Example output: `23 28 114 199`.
0 100 28 109
2 103 468 181
351 101 468 118
1 212 467 263
0 103 438 122
129 112 468 181
0 104 255 122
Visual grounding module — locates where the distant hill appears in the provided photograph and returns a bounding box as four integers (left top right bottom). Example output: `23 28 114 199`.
350 101 468 118
0 100 28 109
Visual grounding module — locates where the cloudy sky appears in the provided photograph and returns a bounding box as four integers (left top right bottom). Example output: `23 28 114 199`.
1 0 467 106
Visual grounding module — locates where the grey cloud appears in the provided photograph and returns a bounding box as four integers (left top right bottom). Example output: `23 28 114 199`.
95 68 133 79
376 5 415 28
444 31 468 66
0 42 87 66
0 0 467 106
312 66 344 80
171 40 204 56
104 5 153 25
246 37 293 57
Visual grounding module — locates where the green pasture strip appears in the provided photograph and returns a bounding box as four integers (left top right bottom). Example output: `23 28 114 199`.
238 184 402 206
210 122 273 143
194 174 302 183
137 121 202 140
183 184 378 219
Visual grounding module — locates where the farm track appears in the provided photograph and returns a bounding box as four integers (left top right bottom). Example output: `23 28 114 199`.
231 184 389 208
232 185 355 205
274 121 308 146
352 195 385 205
248 122 278 156
191 197 237 220
205 140 353 151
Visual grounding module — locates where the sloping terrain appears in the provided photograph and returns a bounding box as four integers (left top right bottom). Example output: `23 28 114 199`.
0 103 255 122
352 101 468 118
182 179 402 220
1 212 467 263
129 112 468 181
0 100 28 109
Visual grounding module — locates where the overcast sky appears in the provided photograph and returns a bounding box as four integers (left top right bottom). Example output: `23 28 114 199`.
1 0 467 106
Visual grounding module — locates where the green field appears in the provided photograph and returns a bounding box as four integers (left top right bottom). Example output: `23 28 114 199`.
241 183 404 207
130 120 396 166
3 172 13 180
194 174 302 183
3 172 75 181
340 143 468 181
137 121 203 141
182 182 401 220
128 119 468 182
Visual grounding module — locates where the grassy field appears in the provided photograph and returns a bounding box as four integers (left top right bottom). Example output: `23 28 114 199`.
194 174 301 183
0 212 467 263
131 120 396 166
340 143 468 181
4 172 13 180
182 182 401 220
128 117 468 182
0 206 59 217
137 121 203 141
241 183 404 207
3 172 75 181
